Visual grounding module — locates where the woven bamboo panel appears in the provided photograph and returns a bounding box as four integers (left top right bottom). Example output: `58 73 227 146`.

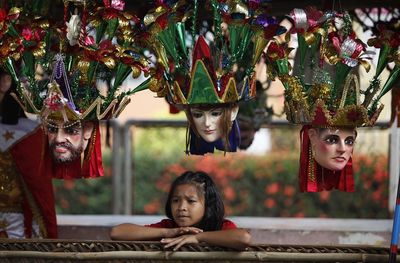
0 240 396 263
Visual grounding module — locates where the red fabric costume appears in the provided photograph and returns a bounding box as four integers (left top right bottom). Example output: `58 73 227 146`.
9 122 103 238
146 219 237 230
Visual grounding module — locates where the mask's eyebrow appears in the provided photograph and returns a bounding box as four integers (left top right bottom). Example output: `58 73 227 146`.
322 134 339 139
67 122 82 129
44 118 82 129
47 122 58 127
45 121 60 130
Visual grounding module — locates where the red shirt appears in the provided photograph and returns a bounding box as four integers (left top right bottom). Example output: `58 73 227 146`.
146 219 237 230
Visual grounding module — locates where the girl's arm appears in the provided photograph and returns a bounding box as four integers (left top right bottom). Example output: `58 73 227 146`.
196 228 251 250
110 223 203 241
162 228 251 250
110 223 167 240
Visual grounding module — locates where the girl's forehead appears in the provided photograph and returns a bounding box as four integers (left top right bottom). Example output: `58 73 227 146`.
173 183 203 196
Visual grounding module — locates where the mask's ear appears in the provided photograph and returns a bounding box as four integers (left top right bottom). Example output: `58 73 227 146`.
83 122 94 141
230 105 239 122
307 128 318 145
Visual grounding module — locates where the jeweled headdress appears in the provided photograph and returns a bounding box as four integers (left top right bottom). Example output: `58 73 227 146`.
142 0 286 106
266 7 399 128
3 0 149 125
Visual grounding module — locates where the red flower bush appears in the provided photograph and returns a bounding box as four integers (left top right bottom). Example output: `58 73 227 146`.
132 152 389 218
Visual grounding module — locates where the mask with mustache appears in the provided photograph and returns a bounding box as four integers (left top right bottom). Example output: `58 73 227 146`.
49 141 83 164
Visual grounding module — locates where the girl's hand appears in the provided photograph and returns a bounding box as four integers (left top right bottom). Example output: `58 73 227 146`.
161 234 199 250
165 227 203 238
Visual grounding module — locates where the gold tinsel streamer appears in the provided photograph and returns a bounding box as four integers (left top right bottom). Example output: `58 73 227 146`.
228 1 249 16
102 56 115 69
148 77 163 93
77 60 90 82
33 42 46 59
8 7 21 17
309 83 330 103
303 31 316 46
36 20 50 30
144 6 166 26
121 26 134 43
118 16 129 28
131 66 141 79
286 76 305 101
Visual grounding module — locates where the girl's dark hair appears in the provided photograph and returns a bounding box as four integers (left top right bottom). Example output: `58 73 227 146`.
1 70 24 125
165 171 225 231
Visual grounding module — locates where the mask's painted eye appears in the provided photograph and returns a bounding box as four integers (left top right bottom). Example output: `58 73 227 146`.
191 111 203 118
65 127 81 136
345 137 355 146
211 110 223 117
323 135 339 144
47 126 58 133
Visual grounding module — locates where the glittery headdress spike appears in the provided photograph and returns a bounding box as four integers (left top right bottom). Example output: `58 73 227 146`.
142 0 286 106
266 8 398 127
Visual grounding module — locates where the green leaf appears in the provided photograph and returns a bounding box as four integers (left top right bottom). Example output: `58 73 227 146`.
106 18 119 39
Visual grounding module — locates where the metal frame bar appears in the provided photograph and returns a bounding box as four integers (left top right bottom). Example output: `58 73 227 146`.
110 120 122 214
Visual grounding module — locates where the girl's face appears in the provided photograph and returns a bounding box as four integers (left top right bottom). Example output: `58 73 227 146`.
309 128 356 171
171 184 205 227
190 107 223 143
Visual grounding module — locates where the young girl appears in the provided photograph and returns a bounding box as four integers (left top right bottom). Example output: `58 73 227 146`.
110 171 251 250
